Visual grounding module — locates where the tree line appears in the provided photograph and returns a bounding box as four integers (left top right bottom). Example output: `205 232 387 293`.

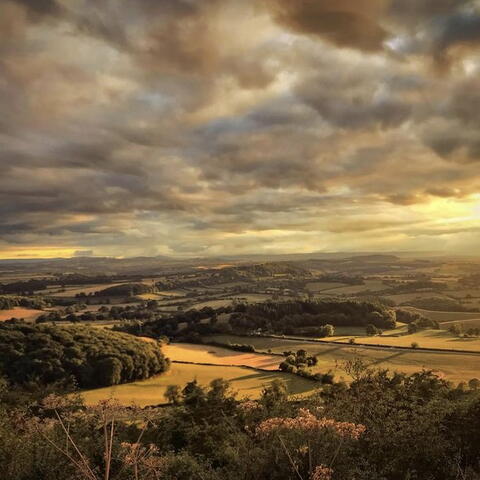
0 323 169 388
228 300 397 335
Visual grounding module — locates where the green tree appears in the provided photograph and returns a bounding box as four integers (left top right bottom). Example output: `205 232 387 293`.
366 324 379 336
165 384 181 404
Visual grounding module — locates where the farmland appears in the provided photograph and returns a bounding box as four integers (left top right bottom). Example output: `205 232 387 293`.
328 329 480 351
0 307 44 321
2 253 480 398
203 334 480 385
162 343 281 370
80 362 317 406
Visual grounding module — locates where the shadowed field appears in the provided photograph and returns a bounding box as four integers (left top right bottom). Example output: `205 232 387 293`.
80 362 317 407
203 334 480 385
163 343 281 370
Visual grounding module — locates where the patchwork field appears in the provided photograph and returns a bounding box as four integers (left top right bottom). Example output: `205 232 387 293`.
190 294 275 310
441 318 480 329
404 307 480 323
203 334 480 385
39 283 127 298
384 292 453 305
306 281 347 292
163 343 280 370
328 329 480 351
0 307 44 321
324 279 387 295
80 362 317 406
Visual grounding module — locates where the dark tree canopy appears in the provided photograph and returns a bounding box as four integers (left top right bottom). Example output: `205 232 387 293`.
0 324 169 388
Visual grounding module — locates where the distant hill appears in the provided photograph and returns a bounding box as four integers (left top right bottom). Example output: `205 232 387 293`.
94 283 152 297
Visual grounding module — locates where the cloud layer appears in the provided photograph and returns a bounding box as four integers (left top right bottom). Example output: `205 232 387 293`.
0 0 479 258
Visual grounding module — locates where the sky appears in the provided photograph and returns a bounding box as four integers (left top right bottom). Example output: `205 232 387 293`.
0 0 480 259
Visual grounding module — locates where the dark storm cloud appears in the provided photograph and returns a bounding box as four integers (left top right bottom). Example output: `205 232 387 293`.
11 0 61 17
430 11 480 55
388 0 471 25
0 0 479 256
264 0 388 51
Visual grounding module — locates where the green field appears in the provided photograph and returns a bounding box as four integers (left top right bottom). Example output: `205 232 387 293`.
163 343 280 370
79 362 317 406
441 319 480 329
328 329 480 351
306 281 347 292
324 279 387 295
190 294 275 310
39 283 126 297
384 292 454 305
403 307 480 323
203 334 480 385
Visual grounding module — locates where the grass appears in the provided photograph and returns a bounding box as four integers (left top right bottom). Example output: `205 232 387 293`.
41 283 127 298
79 363 317 407
190 294 275 310
306 282 347 292
328 329 480 352
163 343 281 370
403 307 480 323
327 279 387 295
0 307 44 322
136 293 163 300
190 299 234 309
441 319 480 329
384 292 452 304
203 334 480 385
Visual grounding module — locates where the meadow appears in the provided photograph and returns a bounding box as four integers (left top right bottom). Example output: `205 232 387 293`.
322 279 387 295
305 281 347 292
328 329 480 351
37 282 126 297
0 307 44 321
203 334 480 385
80 362 317 406
162 343 281 370
405 307 480 323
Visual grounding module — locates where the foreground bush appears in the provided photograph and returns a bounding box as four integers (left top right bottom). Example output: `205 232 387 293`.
1 367 480 479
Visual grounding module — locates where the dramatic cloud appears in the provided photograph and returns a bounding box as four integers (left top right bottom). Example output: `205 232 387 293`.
0 0 479 258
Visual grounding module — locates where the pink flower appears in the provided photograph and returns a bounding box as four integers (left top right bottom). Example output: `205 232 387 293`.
255 409 366 440
311 464 333 480
239 400 261 412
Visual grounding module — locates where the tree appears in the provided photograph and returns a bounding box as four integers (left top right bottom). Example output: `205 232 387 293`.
323 324 335 337
165 384 181 404
366 324 379 336
96 357 123 386
468 378 480 390
260 379 287 409
408 322 419 334
182 380 206 407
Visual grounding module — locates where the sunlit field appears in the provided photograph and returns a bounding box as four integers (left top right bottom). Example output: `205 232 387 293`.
204 335 480 385
80 362 317 407
328 329 480 351
163 343 280 370
0 307 44 321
